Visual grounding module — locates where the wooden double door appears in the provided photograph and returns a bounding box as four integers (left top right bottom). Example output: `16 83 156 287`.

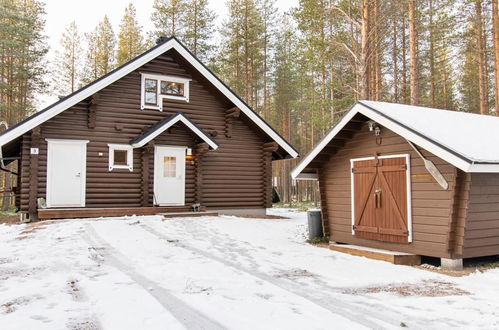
351 155 411 243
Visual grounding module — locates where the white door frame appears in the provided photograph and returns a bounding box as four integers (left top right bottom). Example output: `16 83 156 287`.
153 145 186 206
350 154 412 242
46 139 89 208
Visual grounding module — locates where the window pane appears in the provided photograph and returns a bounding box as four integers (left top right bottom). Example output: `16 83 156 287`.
145 92 157 105
163 156 176 177
145 79 157 92
161 81 184 96
114 150 128 166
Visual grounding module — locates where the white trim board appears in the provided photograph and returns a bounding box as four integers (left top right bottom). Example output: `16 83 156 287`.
0 37 297 159
291 101 499 179
350 154 413 243
131 113 218 150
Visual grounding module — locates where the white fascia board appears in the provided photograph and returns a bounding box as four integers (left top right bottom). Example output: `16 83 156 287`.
290 105 360 179
467 163 499 172
131 114 218 150
290 101 499 178
0 39 177 148
355 106 474 173
172 44 298 159
177 116 218 150
0 38 296 159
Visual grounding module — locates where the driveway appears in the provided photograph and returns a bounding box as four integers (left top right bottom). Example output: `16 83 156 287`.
1 210 499 329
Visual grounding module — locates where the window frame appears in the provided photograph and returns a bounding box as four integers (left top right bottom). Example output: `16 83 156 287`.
108 144 133 171
140 73 190 111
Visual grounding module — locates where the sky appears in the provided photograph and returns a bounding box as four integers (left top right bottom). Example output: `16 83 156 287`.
40 0 298 108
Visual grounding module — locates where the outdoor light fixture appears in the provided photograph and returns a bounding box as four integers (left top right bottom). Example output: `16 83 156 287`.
367 120 381 136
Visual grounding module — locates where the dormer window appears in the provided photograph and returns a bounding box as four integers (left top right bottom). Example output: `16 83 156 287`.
141 73 190 111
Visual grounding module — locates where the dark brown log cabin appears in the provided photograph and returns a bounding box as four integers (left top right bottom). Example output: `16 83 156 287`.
292 100 499 269
0 37 297 221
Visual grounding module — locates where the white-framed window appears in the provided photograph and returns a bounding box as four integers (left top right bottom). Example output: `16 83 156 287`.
108 144 133 171
140 73 190 111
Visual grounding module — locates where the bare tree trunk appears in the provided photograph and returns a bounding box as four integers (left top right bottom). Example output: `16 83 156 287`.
392 13 399 102
402 12 408 104
429 0 436 107
493 0 499 115
360 0 370 100
476 0 488 115
408 0 419 105
374 0 381 101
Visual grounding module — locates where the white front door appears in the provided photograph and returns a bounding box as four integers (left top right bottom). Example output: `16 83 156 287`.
46 139 88 207
154 146 186 206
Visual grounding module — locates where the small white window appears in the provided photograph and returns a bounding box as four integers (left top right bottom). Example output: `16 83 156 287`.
108 144 133 171
140 73 190 111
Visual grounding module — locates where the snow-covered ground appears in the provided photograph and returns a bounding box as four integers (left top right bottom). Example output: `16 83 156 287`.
1 209 499 329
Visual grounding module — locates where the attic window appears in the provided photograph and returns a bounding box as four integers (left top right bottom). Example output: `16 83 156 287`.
141 73 190 111
108 144 133 171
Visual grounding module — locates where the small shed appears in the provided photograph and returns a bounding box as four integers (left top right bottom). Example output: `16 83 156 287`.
292 100 499 268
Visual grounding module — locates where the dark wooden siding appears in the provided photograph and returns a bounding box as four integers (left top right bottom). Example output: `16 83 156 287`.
320 123 458 258
463 173 499 258
20 50 271 212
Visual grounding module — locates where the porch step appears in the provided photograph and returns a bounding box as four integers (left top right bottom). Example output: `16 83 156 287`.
38 206 195 220
329 243 421 266
160 211 219 219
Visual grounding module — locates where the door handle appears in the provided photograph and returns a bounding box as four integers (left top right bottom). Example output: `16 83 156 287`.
374 189 382 208
76 172 81 177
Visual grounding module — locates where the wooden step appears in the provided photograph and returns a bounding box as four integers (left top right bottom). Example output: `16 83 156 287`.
329 243 421 266
38 206 194 219
161 212 219 219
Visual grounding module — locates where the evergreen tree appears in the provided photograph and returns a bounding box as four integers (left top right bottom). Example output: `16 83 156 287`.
51 21 82 96
0 0 48 124
82 16 116 84
182 0 215 60
151 0 185 37
218 0 265 110
116 3 144 66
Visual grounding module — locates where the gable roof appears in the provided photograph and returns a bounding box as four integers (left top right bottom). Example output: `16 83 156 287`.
291 100 499 179
130 113 218 149
0 36 297 159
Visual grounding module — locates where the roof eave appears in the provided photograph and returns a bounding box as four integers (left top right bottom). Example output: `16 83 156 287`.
291 101 499 179
0 37 297 159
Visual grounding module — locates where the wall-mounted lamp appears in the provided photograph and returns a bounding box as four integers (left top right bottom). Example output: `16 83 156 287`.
367 120 381 137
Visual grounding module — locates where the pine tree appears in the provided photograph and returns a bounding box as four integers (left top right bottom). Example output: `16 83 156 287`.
82 16 116 84
52 21 82 96
151 0 185 38
0 0 47 123
116 3 144 66
218 0 265 109
182 0 215 60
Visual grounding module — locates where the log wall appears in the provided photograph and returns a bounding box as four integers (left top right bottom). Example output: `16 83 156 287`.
20 50 272 212
320 123 461 258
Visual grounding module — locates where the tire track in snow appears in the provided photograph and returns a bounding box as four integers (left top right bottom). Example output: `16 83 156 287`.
84 223 227 330
167 220 430 327
140 223 401 330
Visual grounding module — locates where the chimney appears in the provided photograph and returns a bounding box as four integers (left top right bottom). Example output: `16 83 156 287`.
156 36 169 45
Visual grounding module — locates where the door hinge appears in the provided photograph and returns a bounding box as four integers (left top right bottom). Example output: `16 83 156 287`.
351 168 355 173
403 231 409 236
401 164 407 170
352 225 357 230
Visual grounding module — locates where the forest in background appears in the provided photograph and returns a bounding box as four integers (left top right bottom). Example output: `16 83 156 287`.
2 0 499 207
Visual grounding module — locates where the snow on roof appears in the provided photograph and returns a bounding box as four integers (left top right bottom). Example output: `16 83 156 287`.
360 100 499 163
292 100 499 178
